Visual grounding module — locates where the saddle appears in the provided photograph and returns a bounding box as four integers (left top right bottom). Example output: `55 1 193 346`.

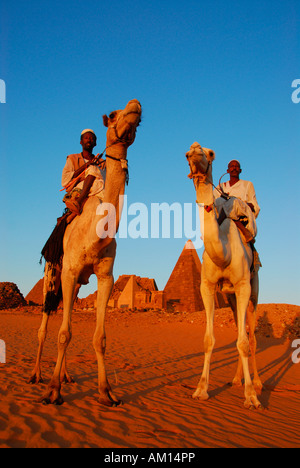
233 219 254 243
40 209 77 314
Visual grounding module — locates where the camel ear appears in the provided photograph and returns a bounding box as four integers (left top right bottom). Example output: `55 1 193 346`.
102 114 109 127
207 150 215 163
202 147 215 162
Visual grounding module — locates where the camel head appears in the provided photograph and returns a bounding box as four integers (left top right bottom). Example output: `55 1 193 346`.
186 142 215 182
102 99 142 151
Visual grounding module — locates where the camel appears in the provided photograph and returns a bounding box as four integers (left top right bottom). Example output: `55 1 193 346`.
185 142 262 409
34 99 142 406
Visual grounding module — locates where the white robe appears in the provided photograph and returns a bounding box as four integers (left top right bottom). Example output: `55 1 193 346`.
214 179 260 218
213 179 260 239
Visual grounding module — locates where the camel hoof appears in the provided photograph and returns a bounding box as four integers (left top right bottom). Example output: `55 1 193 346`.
38 384 64 405
28 375 44 385
61 375 75 384
98 398 123 407
244 398 263 410
42 398 64 406
40 394 64 406
192 389 209 401
231 378 243 388
245 403 264 411
97 391 123 407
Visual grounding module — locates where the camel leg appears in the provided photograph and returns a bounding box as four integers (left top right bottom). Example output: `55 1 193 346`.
235 280 262 409
232 356 244 388
227 293 244 387
94 241 121 407
39 271 76 405
60 355 75 383
28 312 49 384
59 283 80 384
193 278 215 401
231 273 262 392
247 272 262 393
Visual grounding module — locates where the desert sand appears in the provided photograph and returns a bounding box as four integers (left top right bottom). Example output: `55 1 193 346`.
0 303 299 448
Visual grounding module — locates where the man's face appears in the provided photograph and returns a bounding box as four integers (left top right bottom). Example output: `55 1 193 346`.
227 160 241 177
80 132 96 152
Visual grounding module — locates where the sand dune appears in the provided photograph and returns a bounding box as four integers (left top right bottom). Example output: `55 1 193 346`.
0 304 299 448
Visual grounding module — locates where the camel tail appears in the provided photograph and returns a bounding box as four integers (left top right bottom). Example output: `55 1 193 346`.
41 215 68 266
42 262 62 315
39 213 69 314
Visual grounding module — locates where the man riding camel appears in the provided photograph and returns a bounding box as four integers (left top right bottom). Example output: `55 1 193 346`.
215 159 260 218
62 129 105 215
40 129 106 309
214 158 261 270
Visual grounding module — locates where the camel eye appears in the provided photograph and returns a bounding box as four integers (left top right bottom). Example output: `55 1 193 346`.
109 112 116 119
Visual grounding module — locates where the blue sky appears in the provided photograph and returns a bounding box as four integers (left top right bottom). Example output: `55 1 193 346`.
0 0 299 305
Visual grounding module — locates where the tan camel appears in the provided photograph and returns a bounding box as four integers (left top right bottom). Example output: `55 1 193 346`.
185 142 262 409
35 99 141 406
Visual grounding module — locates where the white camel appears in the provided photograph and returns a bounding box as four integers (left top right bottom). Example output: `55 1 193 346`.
185 142 262 409
35 99 141 406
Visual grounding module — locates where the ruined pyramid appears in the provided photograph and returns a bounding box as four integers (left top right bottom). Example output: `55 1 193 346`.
0 282 27 309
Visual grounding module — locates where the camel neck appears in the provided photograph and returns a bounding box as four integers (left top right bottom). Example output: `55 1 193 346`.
195 179 230 268
103 150 128 233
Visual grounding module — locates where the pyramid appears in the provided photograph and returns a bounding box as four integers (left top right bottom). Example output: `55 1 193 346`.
0 282 27 309
163 240 204 313
163 240 228 313
25 278 44 305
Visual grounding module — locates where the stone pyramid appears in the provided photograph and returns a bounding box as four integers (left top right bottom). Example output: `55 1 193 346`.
25 278 44 305
0 282 27 309
163 240 228 313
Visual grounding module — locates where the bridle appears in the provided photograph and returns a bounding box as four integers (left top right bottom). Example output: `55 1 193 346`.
186 145 229 212
96 109 141 185
186 145 212 182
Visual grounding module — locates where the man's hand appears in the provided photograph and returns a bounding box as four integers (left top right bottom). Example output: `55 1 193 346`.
72 162 90 180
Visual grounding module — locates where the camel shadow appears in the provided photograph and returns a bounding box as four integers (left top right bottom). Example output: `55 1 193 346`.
29 310 298 409
117 340 240 403
119 318 297 408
